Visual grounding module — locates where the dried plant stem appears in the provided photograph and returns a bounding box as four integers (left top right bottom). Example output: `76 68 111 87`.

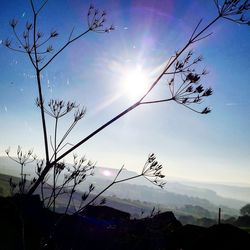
36 70 50 165
40 29 90 71
64 182 77 214
30 0 50 166
74 172 144 215
52 117 58 212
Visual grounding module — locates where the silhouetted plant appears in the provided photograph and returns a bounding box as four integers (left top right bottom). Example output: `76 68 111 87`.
214 0 250 24
3 0 250 249
150 206 161 218
5 97 165 217
5 147 166 216
4 0 250 210
74 153 166 215
4 1 114 197
34 153 96 214
49 154 95 214
3 2 168 222
4 0 244 195
5 146 37 194
35 98 86 211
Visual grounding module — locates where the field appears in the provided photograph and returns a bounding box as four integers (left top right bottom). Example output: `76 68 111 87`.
240 227 250 233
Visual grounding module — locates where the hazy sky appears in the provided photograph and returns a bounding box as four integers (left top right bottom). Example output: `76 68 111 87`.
0 0 249 185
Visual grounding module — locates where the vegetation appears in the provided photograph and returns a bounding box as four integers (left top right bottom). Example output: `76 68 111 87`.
240 204 250 216
4 0 167 214
4 0 249 210
1 0 250 249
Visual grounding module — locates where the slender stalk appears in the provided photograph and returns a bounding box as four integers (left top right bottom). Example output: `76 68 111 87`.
48 177 72 208
191 15 220 42
30 0 50 166
64 183 76 214
74 174 143 215
40 29 91 71
20 163 24 193
36 0 49 15
52 117 58 212
36 69 50 166
176 100 204 114
41 181 44 202
140 97 174 105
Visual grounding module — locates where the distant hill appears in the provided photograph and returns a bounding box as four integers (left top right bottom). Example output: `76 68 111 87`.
0 156 249 216
181 180 250 204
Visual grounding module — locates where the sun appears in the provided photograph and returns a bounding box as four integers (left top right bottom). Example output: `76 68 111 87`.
121 65 149 100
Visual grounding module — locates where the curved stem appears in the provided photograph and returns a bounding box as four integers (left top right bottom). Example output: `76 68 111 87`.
36 69 50 166
74 173 143 215
31 0 50 167
64 183 76 214
40 29 91 71
140 97 174 105
53 117 58 212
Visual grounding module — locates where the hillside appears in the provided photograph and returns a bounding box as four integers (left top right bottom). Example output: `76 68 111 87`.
0 156 248 217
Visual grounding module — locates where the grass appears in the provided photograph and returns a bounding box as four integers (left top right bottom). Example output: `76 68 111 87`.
0 173 14 196
240 227 250 233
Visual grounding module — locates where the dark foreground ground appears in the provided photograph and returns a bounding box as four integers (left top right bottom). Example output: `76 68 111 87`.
1 195 250 250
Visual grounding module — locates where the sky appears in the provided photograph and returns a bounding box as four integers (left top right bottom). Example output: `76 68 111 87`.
0 0 249 186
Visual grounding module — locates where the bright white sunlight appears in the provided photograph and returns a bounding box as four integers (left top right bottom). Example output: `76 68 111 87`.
121 65 149 99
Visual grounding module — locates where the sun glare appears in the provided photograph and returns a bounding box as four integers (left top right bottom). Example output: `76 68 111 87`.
121 65 149 100
102 169 112 177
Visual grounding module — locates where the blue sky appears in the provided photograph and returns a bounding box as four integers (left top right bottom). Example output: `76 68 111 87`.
0 0 249 185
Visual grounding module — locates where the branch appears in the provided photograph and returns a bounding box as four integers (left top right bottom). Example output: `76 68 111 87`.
140 97 174 105
190 19 203 41
36 0 49 15
5 45 26 54
74 173 143 215
175 100 205 114
192 32 213 43
190 16 221 43
29 0 35 14
30 1 50 166
40 29 91 71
